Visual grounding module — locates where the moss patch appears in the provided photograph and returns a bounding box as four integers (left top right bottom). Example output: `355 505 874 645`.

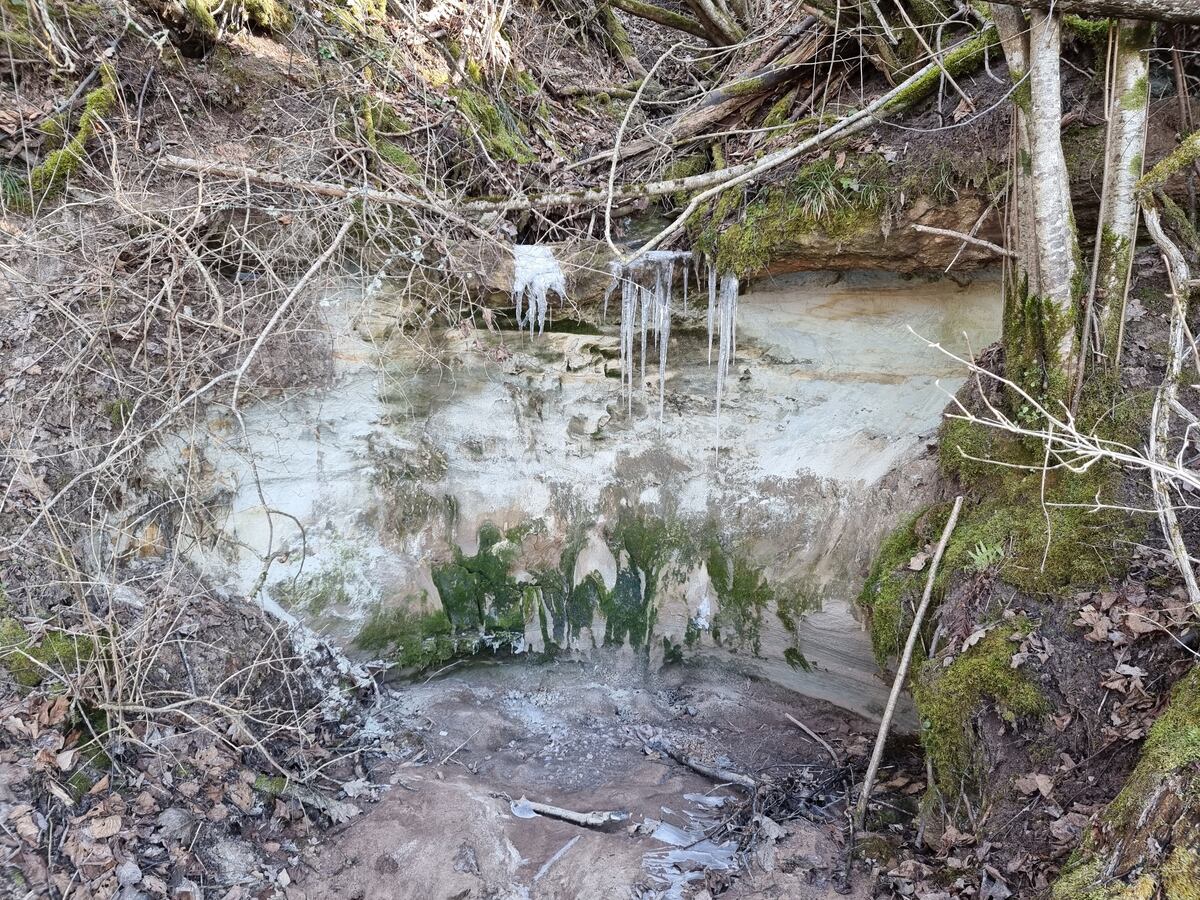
913 617 1046 793
0 618 95 687
1164 846 1200 900
353 597 468 670
451 88 535 163
25 64 117 203
1106 666 1200 829
858 509 928 666
696 155 887 276
431 522 527 633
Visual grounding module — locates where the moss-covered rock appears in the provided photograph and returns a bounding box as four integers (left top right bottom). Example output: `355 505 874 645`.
695 155 887 276
913 617 1046 793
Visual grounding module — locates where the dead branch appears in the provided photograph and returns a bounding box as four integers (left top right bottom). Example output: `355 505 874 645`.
910 224 1016 258
507 795 630 829
854 496 963 831
649 738 759 789
1142 206 1200 612
784 712 839 763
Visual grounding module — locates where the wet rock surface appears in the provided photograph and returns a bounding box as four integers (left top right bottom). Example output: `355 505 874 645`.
150 270 1002 721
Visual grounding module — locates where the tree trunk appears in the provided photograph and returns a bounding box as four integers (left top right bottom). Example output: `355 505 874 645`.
994 0 1200 24
1084 20 1152 390
993 5 1083 407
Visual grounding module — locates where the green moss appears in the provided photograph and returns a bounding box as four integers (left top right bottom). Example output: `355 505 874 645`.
1001 271 1078 409
783 647 811 671
600 514 683 649
26 63 117 202
913 618 1046 793
1119 75 1148 113
882 27 998 114
185 0 218 38
1107 666 1200 829
431 522 527 633
762 91 795 129
940 380 1149 594
696 155 887 276
0 618 95 687
353 601 466 670
662 152 709 207
451 88 535 164
1063 14 1112 51
253 774 289 795
534 526 599 651
858 510 927 666
1139 129 1200 199
361 97 422 177
1164 846 1200 900
1051 856 1123 900
939 415 1027 486
707 547 773 655
104 397 132 428
242 0 292 30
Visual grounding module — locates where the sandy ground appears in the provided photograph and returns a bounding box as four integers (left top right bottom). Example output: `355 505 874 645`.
288 657 880 899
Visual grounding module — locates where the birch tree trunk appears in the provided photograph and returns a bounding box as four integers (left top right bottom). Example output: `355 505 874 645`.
1086 20 1153 387
992 5 1083 407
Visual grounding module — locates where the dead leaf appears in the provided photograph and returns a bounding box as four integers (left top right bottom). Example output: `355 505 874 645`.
87 814 122 839
962 628 987 652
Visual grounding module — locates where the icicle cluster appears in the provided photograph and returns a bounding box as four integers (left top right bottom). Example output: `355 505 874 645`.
604 251 691 425
603 252 740 435
511 245 567 335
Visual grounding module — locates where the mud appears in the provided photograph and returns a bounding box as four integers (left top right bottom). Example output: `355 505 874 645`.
292 659 880 899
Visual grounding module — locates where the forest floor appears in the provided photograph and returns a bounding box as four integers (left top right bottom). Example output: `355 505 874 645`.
3 1 1200 899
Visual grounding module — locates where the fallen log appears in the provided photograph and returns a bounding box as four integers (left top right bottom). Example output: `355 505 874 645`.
993 0 1200 24
608 0 710 41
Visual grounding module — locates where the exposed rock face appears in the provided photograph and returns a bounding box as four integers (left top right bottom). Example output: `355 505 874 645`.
149 266 1001 721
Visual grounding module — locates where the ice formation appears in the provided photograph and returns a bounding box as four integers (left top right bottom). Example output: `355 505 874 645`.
605 250 691 424
603 251 740 432
511 244 567 335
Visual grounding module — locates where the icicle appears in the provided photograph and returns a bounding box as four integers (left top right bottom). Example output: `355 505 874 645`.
713 272 739 454
511 245 567 336
657 273 671 428
706 261 717 366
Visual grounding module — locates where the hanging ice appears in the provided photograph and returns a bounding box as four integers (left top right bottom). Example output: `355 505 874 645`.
511 245 567 336
699 261 740 453
604 250 690 425
713 272 740 427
